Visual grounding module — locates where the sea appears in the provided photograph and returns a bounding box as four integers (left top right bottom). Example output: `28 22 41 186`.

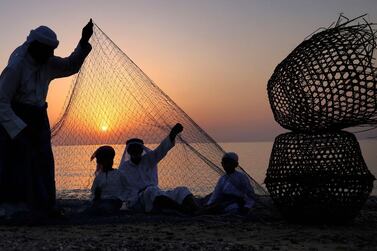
55 140 377 198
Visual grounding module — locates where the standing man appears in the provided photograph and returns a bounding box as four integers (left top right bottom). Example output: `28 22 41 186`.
0 19 93 216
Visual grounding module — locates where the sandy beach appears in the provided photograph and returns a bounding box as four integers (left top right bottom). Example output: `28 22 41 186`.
0 197 375 251
0 2 376 251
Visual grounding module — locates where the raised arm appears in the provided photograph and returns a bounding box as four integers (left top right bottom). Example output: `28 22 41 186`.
0 67 26 139
149 123 183 164
48 19 93 79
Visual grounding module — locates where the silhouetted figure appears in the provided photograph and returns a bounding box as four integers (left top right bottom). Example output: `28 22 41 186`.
90 145 126 214
0 19 93 216
202 152 255 215
119 123 199 214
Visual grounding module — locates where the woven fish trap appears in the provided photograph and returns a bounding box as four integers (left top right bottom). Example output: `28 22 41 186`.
268 16 377 132
265 130 375 223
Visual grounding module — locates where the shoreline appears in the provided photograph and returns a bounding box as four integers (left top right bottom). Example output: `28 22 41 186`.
0 197 375 250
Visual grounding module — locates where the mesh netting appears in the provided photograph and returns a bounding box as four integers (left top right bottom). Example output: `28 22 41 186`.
265 131 375 222
51 24 266 199
268 16 377 132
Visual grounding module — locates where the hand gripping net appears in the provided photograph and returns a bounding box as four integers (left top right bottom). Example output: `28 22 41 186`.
51 24 266 199
268 15 377 132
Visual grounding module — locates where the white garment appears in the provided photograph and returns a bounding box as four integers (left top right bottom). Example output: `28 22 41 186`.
0 41 91 138
119 137 191 212
91 169 127 201
207 170 255 210
134 186 191 212
25 26 59 48
8 26 59 68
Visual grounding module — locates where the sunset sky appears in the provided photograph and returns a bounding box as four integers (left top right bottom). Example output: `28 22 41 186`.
0 0 376 142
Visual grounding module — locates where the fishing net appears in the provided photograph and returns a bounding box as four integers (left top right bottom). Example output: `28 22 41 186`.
268 15 377 133
51 24 266 199
265 131 375 222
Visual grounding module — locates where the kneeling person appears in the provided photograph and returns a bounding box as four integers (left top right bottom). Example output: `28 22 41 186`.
90 146 126 213
119 123 198 213
205 152 255 214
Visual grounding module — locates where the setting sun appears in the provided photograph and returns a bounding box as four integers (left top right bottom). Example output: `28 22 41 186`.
100 124 109 132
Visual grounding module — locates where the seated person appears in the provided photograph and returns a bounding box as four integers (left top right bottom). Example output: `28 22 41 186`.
90 145 126 213
119 123 199 214
204 152 255 215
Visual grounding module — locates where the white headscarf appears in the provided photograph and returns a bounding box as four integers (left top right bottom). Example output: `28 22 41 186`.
120 141 152 164
8 26 59 66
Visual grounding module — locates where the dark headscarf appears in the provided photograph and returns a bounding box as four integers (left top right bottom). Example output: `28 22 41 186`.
91 145 115 174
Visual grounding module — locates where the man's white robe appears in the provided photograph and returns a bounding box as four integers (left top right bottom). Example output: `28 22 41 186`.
119 137 191 212
0 41 91 138
207 170 255 212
